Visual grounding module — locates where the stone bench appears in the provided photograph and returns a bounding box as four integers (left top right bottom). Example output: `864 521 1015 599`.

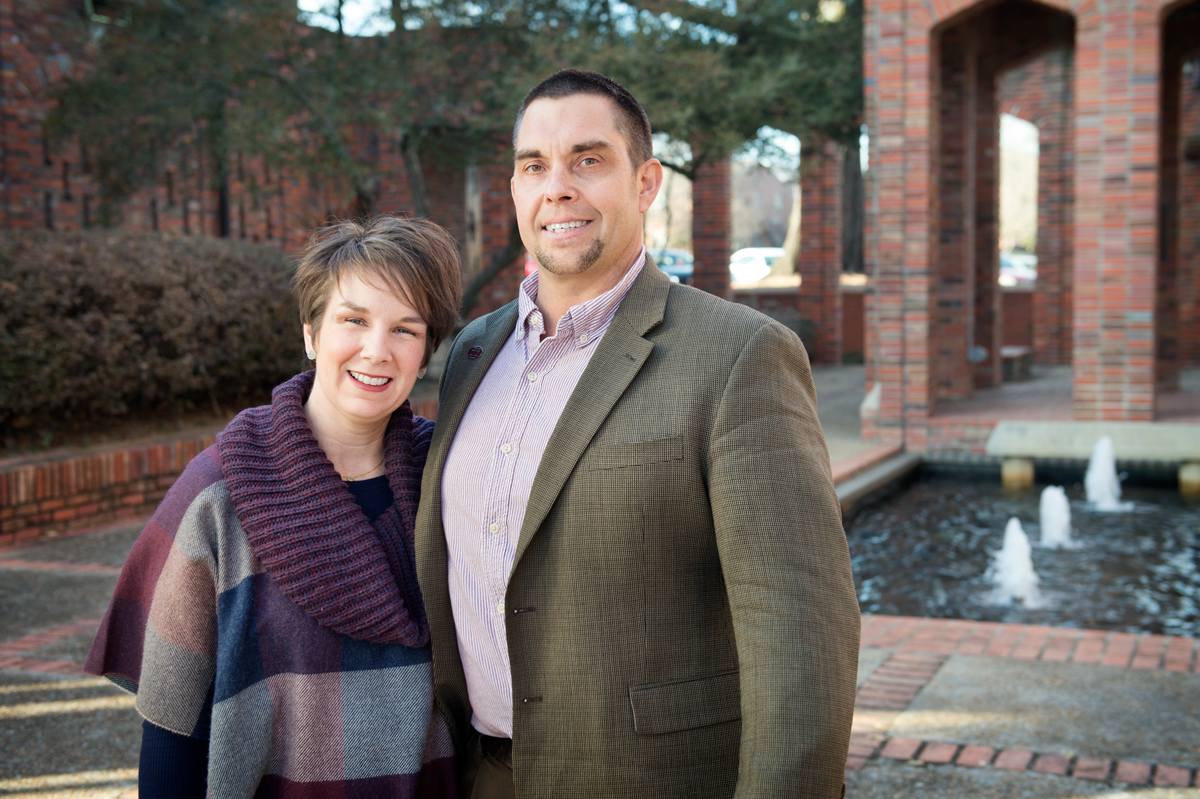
1000 346 1033 382
985 420 1200 494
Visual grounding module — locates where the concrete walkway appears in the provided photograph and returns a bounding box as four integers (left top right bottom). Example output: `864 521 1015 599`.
2 367 1198 797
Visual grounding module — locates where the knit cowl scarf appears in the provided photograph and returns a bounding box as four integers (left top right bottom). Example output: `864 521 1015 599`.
217 370 429 648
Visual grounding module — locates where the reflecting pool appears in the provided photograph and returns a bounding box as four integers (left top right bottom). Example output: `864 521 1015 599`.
844 474 1200 636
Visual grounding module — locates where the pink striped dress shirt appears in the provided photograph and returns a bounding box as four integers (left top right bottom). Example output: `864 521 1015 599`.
440 249 646 739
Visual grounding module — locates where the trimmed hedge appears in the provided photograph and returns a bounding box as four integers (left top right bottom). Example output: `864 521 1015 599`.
0 230 300 440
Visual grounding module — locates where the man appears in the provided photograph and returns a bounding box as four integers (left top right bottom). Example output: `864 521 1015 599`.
415 70 859 799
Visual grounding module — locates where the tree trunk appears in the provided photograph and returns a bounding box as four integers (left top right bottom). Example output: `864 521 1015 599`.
400 131 432 218
768 178 802 278
460 217 525 316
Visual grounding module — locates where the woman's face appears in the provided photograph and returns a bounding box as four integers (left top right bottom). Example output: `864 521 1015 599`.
303 271 428 433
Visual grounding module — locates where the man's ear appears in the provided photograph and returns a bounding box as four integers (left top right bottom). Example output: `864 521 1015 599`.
637 158 665 214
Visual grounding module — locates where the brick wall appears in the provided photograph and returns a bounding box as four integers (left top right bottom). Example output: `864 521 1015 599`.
471 158 525 318
0 1 522 300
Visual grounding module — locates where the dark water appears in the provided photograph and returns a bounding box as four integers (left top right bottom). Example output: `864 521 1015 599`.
845 475 1200 636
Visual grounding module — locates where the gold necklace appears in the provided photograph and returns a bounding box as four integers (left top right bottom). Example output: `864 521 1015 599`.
342 454 385 481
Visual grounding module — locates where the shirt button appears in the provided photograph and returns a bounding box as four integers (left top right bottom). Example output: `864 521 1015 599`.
500 443 512 454
496 601 505 615
527 372 539 383
579 333 589 344
489 522 500 535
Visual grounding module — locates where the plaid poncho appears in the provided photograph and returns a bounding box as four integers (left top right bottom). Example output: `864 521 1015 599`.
86 376 455 799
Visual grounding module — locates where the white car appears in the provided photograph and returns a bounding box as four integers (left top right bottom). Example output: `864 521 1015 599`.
729 247 785 283
999 251 1037 286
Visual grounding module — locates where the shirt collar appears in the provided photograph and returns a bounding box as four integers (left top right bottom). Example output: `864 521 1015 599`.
516 246 646 345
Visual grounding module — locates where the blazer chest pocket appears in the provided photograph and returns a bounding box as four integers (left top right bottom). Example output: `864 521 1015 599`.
628 670 741 735
578 435 684 471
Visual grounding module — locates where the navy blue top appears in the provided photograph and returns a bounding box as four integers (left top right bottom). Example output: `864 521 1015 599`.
138 476 394 798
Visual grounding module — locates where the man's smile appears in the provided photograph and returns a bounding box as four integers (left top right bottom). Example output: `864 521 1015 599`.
543 220 592 234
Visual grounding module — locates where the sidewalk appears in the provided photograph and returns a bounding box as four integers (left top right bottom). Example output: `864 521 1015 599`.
2 367 1197 797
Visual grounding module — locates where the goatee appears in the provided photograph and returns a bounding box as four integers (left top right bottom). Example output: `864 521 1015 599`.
535 239 605 276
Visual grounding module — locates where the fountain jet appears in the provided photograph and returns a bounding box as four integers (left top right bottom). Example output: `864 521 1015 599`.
1085 436 1133 511
1039 486 1075 548
988 518 1043 607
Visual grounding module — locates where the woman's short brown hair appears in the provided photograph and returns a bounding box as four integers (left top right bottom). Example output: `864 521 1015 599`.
294 215 462 368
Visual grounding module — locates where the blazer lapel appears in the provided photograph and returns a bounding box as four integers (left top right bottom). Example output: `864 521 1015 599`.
427 302 520 473
512 261 672 569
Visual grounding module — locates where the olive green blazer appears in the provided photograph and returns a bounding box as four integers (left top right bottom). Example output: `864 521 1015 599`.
415 262 860 799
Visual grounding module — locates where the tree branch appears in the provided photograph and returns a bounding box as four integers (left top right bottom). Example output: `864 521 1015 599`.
460 217 525 316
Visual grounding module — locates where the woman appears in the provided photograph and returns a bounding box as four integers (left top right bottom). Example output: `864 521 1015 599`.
85 215 463 798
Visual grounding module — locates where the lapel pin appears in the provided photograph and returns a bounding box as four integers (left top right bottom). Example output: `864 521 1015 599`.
468 346 484 360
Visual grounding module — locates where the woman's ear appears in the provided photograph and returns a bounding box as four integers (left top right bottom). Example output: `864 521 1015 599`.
303 324 316 361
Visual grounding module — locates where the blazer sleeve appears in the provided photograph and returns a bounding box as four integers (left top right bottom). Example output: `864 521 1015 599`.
707 321 860 799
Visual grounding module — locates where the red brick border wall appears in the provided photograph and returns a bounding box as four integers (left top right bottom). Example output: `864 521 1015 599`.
731 285 864 363
0 398 441 548
691 157 731 296
0 436 217 549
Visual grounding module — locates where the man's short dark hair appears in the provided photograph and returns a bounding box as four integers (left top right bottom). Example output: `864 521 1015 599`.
513 69 654 166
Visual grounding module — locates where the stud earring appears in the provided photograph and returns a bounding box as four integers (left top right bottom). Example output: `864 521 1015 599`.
306 348 317 360
417 368 427 380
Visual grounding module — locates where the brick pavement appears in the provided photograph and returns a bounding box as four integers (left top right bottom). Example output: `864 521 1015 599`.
849 614 1200 787
4 529 1199 794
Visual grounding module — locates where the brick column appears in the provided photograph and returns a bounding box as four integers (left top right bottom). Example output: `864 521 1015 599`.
1070 4 1161 421
861 0 927 448
691 156 731 296
934 26 977 401
797 138 844 365
1022 49 1076 367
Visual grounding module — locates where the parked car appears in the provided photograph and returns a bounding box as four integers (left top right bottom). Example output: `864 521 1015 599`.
649 248 694 284
999 251 1037 286
729 247 785 284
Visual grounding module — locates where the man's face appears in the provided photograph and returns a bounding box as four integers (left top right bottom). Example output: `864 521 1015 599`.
511 94 661 282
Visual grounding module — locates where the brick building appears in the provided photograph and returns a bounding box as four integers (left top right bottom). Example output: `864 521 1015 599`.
0 0 526 318
862 0 1200 452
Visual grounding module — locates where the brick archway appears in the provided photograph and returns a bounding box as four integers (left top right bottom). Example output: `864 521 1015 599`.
930 1 1075 406
866 0 1180 451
